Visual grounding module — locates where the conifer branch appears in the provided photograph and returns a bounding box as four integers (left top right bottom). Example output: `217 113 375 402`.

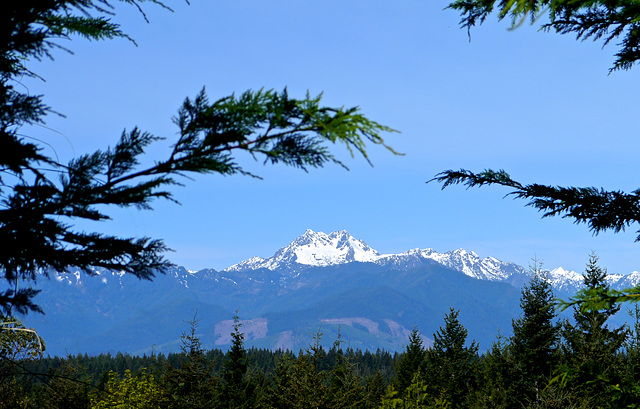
447 0 640 71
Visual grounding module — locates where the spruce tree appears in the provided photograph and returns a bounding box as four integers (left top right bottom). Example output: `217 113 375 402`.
266 336 330 409
393 326 426 395
561 254 629 407
624 305 640 383
507 262 560 407
473 334 509 408
220 312 249 409
363 371 388 409
423 308 479 408
617 305 640 408
326 337 367 409
163 316 218 409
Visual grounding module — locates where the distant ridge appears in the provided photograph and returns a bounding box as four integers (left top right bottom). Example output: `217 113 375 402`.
222 229 640 292
23 229 640 356
48 229 640 299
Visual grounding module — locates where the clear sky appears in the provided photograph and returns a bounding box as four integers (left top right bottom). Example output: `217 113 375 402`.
24 0 640 275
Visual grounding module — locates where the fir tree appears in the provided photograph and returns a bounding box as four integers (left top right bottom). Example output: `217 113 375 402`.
472 334 509 408
507 261 560 407
266 338 330 409
560 254 629 407
624 305 640 383
393 327 426 395
163 316 218 409
363 371 388 409
326 336 367 409
423 308 479 408
220 312 249 409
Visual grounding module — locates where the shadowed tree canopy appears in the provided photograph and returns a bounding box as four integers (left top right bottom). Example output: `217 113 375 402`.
0 0 397 314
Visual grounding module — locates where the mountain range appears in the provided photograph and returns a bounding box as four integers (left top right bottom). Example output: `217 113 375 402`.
21 229 640 357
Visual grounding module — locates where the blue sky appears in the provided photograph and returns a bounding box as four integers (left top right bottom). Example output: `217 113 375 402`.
25 0 640 274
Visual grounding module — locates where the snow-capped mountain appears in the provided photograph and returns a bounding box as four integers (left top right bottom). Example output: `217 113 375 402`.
222 229 640 294
47 229 626 297
224 229 381 272
376 248 526 281
49 265 206 289
225 229 530 283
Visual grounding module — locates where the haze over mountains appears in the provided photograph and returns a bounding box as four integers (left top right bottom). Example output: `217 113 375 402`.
23 230 640 357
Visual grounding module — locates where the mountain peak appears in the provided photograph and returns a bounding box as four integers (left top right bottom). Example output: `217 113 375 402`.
225 230 380 272
223 229 529 281
274 229 381 268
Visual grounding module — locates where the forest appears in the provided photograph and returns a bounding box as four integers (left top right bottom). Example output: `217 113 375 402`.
2 255 640 408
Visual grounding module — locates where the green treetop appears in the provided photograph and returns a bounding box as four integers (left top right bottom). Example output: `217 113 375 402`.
393 327 426 395
423 308 479 408
507 262 560 407
560 254 629 406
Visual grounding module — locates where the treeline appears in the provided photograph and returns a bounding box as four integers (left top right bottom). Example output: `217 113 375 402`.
31 346 396 386
3 254 640 408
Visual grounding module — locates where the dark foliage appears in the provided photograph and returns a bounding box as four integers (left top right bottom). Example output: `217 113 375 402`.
423 308 479 407
447 0 640 71
506 263 561 407
558 254 630 407
393 326 425 394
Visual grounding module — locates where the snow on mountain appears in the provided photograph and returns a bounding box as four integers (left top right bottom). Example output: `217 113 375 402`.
546 267 584 291
225 229 380 272
376 248 525 281
225 256 268 272
45 230 640 295
619 271 640 287
219 229 640 292
544 267 640 293
224 229 527 282
51 267 125 286
605 271 640 289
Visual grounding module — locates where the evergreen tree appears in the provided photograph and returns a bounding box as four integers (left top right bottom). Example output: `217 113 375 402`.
90 369 167 409
423 308 479 408
37 361 94 409
393 327 426 395
163 316 218 409
363 371 388 409
560 254 629 407
0 0 396 314
470 334 509 409
266 344 330 408
0 315 45 407
220 312 249 409
618 305 640 407
507 262 560 407
624 305 640 383
324 337 367 409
